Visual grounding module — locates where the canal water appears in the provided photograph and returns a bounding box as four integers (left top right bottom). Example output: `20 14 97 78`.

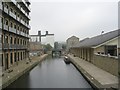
7 56 92 88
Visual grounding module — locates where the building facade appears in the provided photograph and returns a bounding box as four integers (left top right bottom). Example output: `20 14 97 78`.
0 0 31 70
66 36 79 51
70 30 119 76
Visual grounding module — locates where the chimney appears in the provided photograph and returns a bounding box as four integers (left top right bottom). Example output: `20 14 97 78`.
46 31 48 35
38 31 41 42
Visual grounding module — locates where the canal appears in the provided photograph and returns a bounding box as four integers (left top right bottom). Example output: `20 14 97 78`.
7 56 93 88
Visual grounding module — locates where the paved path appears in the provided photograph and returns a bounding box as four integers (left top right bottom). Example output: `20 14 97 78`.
0 54 48 89
68 54 118 89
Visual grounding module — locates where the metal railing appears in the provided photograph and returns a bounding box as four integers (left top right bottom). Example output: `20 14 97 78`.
11 0 17 5
9 27 16 33
9 11 16 19
16 30 20 34
4 7 9 14
0 23 2 29
2 43 9 49
3 25 9 31
2 44 28 50
17 17 20 22
0 2 3 10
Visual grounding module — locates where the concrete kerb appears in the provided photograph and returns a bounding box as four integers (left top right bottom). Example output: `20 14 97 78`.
2 54 48 89
68 56 100 89
68 55 117 90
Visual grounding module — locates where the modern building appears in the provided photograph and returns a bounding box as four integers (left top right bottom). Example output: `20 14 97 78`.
70 30 119 76
30 31 54 47
0 0 31 70
66 36 79 51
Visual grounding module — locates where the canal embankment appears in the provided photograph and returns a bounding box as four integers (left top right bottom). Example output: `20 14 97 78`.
6 55 92 88
1 54 48 89
68 54 118 89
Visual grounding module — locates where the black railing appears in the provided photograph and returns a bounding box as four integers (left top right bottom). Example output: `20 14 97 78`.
2 44 28 50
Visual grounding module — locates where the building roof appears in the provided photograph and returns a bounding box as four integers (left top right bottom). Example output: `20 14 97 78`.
67 36 79 41
73 29 120 48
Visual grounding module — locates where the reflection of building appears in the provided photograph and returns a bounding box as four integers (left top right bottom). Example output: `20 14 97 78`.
0 1 31 70
66 36 79 51
30 31 54 47
70 30 119 76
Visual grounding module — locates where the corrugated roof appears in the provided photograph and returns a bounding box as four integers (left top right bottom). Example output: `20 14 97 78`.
73 29 120 48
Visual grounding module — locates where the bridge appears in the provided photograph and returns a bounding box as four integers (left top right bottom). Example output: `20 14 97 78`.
52 49 62 57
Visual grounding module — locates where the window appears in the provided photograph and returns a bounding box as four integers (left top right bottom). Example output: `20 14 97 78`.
5 35 8 43
10 8 13 12
23 40 24 45
18 14 19 18
18 38 19 44
0 34 1 43
1 35 3 43
5 19 8 25
21 52 22 60
14 38 16 44
20 27 22 32
14 11 16 15
5 3 8 9
1 17 3 24
25 30 26 33
105 45 117 56
2 54 3 66
0 16 3 23
24 40 26 45
0 54 3 66
10 36 13 44
14 24 16 29
10 53 13 64
23 29 24 33
20 39 22 45
18 26 19 30
10 22 13 28
14 52 16 62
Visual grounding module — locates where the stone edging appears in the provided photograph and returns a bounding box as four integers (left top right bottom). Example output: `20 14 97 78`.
2 54 48 89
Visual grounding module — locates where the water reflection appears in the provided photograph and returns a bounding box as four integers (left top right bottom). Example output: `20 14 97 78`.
7 55 92 88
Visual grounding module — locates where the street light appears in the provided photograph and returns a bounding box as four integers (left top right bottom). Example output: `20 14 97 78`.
101 31 104 35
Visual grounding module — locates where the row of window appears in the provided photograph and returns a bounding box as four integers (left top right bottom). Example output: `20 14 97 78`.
0 51 27 67
0 34 29 46
0 16 29 34
3 2 29 24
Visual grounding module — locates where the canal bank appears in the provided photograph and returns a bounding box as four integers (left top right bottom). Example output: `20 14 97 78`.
1 54 48 89
6 56 93 88
68 54 118 89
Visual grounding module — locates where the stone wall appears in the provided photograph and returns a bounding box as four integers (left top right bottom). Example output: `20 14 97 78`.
93 54 118 76
29 42 43 51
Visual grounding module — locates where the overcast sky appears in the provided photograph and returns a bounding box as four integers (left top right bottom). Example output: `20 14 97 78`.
30 0 119 42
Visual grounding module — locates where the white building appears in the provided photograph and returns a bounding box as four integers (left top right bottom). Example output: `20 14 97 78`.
30 31 54 48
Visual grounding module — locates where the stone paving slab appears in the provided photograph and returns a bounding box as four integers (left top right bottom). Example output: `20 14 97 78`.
0 54 48 89
68 54 118 89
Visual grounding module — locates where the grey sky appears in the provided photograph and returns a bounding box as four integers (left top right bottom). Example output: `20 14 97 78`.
30 0 118 42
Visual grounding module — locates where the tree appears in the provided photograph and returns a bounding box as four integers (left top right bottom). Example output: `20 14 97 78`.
62 44 67 50
44 44 53 51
